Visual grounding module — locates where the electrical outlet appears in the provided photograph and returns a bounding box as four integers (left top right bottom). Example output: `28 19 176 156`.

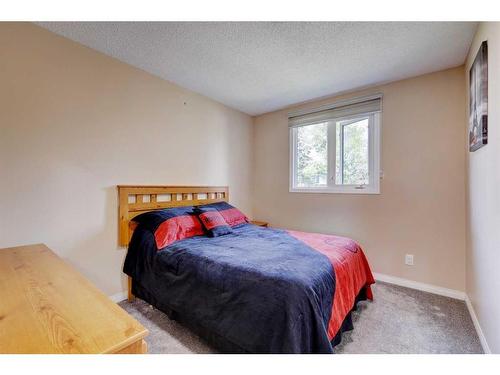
405 254 414 266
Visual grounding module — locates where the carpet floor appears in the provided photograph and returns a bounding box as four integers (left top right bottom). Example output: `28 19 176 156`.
119 282 483 354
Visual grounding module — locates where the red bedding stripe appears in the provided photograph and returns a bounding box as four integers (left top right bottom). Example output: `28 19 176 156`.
287 230 375 340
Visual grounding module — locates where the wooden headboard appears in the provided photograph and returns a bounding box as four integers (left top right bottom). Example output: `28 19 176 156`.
117 185 229 247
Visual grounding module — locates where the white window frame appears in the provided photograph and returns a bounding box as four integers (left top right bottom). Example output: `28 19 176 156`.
289 112 381 194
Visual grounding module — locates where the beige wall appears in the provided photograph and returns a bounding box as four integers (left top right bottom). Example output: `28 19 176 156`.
465 22 500 353
0 23 476 323
253 67 467 291
0 23 254 297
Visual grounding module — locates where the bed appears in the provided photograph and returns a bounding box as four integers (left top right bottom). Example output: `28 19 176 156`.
118 185 375 354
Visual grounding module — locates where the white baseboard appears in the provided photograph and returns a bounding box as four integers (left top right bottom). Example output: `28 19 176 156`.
465 295 491 354
374 272 492 354
109 291 127 303
373 272 466 300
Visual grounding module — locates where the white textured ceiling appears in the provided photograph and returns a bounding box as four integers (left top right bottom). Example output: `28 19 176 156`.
36 22 477 116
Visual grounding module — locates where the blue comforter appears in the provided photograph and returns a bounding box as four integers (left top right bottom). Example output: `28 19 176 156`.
124 223 336 353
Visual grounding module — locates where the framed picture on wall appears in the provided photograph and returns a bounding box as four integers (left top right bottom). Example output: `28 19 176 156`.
469 40 488 152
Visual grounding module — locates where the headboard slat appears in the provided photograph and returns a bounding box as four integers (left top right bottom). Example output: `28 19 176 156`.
117 185 229 247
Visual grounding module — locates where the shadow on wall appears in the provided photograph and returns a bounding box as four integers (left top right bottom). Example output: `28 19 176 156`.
62 185 128 296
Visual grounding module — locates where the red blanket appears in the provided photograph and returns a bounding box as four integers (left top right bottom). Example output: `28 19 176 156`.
288 230 375 340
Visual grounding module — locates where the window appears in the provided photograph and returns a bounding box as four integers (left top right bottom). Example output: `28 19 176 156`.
289 95 381 194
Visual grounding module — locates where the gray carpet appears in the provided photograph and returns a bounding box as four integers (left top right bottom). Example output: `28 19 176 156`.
119 282 483 354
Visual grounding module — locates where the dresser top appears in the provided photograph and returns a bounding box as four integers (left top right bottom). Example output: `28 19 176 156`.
0 244 148 353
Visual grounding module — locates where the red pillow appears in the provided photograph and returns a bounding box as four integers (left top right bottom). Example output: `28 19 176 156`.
132 206 203 249
154 215 204 248
195 202 248 227
195 206 233 237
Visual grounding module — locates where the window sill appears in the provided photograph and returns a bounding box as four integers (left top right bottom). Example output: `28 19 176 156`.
289 187 380 195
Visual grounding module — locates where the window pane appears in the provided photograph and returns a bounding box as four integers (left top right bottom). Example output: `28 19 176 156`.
296 122 328 187
337 118 369 185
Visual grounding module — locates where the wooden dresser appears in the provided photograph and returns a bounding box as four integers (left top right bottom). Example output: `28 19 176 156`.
0 244 148 354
